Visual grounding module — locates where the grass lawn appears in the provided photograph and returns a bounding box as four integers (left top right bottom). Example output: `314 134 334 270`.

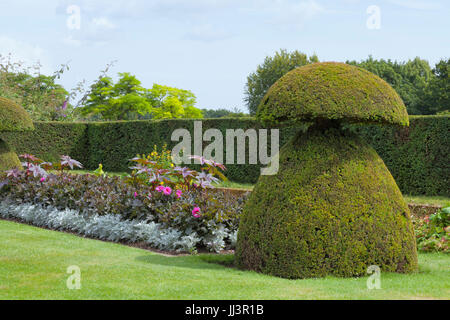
404 195 450 207
0 219 448 300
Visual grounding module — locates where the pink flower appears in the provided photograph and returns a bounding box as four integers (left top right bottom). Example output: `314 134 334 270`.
163 187 172 195
176 190 183 198
40 177 46 182
134 192 138 198
192 207 201 218
156 186 165 192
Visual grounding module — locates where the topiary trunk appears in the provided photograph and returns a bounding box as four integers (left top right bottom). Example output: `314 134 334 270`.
236 126 418 279
0 139 21 171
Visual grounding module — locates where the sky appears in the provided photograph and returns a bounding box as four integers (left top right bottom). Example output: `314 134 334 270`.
0 0 449 111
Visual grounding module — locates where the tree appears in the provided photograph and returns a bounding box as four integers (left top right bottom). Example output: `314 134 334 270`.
244 49 319 115
347 56 433 114
0 54 70 121
81 73 151 120
201 108 249 118
80 74 203 120
425 58 449 114
145 84 202 119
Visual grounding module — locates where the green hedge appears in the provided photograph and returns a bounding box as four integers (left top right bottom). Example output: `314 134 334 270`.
3 116 448 196
85 118 300 182
1 122 88 165
352 116 449 197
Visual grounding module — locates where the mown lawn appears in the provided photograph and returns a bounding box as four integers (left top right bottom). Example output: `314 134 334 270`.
0 219 448 300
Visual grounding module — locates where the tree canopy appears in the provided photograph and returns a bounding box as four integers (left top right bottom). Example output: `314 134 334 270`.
245 51 448 115
0 55 70 121
425 58 449 114
244 49 319 115
347 56 435 115
80 73 203 120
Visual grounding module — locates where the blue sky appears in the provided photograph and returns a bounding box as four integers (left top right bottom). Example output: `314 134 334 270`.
0 0 448 111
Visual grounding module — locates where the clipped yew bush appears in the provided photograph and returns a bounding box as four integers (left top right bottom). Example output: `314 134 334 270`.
236 62 418 279
0 97 34 171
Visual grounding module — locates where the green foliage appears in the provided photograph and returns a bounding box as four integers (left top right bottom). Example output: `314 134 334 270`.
257 62 409 127
413 207 449 253
0 97 34 171
347 56 434 115
81 73 151 120
1 157 245 253
425 58 450 114
0 97 34 132
0 139 21 171
244 49 319 115
80 73 203 120
128 149 226 191
0 54 73 121
351 115 449 196
146 84 202 119
201 108 249 118
1 121 88 165
3 116 448 196
236 127 418 279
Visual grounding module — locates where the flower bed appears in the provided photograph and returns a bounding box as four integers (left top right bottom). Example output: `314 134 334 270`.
0 152 246 253
0 151 447 255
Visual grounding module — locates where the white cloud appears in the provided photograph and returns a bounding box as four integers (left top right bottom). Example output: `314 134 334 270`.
0 36 53 74
55 0 325 44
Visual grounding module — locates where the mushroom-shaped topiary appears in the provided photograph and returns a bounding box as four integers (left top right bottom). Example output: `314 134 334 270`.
0 97 34 171
236 62 418 279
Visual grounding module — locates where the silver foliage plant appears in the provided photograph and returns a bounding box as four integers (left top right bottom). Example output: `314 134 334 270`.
0 200 233 253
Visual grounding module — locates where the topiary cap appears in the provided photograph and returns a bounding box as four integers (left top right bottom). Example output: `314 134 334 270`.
0 97 34 132
257 62 409 126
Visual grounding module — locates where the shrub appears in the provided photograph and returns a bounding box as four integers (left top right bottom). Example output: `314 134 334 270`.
0 97 34 171
413 207 449 252
256 62 409 127
0 154 245 253
1 121 87 165
2 116 448 196
236 62 418 279
0 201 200 252
236 128 418 278
351 115 450 196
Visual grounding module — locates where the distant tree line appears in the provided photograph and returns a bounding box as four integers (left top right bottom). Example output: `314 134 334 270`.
1 51 448 122
245 50 449 115
201 108 248 118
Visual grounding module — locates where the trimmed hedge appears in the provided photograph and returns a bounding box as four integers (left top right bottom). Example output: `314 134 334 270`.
1 122 88 165
0 97 34 132
258 62 409 127
85 118 300 181
0 139 21 171
236 127 418 278
351 115 449 196
2 116 448 196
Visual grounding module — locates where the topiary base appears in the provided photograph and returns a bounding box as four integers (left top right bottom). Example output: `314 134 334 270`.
0 139 21 171
236 127 418 279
